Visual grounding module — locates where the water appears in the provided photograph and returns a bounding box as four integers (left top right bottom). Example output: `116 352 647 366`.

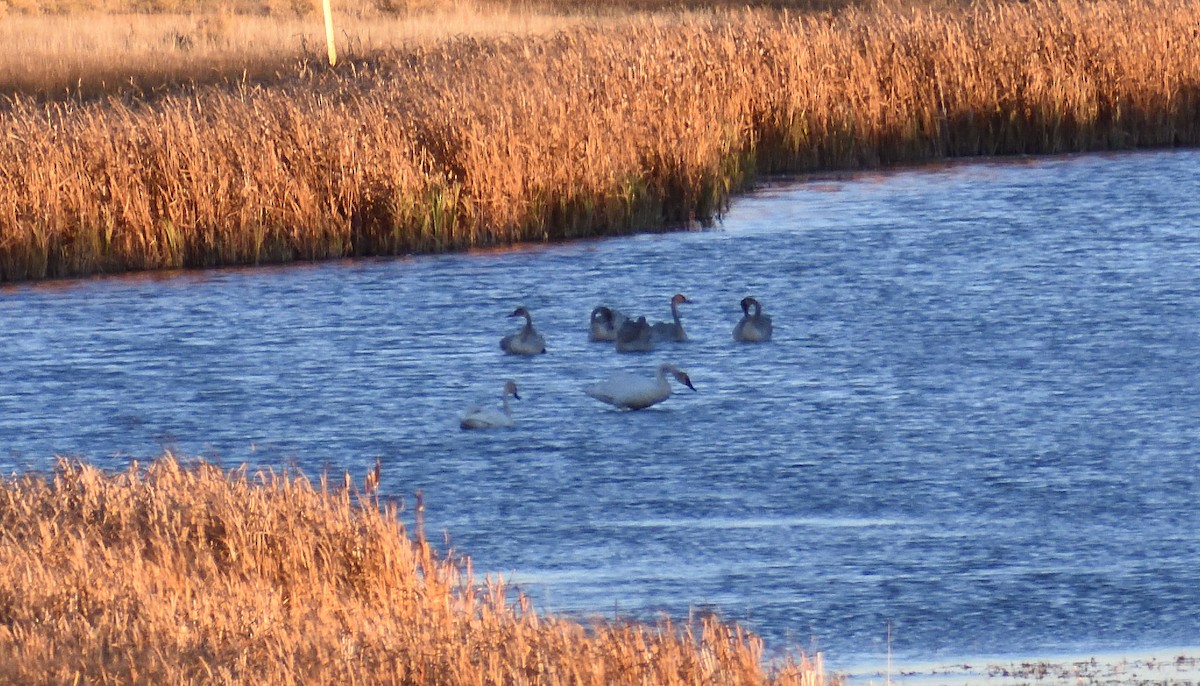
2 149 1199 671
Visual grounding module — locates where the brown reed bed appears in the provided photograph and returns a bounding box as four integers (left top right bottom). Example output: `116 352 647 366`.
0 0 1197 282
0 9 620 101
0 455 827 684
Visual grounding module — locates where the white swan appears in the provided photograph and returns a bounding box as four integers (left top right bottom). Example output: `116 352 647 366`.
733 296 773 342
460 380 520 430
650 293 693 342
584 363 696 410
589 306 629 342
500 306 546 355
614 315 655 353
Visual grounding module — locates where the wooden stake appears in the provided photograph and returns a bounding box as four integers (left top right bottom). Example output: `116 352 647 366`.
322 0 337 66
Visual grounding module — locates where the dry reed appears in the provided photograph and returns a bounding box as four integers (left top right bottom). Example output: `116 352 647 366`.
0 455 827 684
0 9 618 100
0 0 1197 281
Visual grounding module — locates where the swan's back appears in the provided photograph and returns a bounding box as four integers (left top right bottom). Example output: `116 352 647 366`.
460 407 513 430
650 320 685 342
584 363 694 410
734 315 772 342
585 371 668 410
615 316 655 352
501 330 546 354
460 380 520 429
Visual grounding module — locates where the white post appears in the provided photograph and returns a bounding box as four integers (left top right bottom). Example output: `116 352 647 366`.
322 0 337 66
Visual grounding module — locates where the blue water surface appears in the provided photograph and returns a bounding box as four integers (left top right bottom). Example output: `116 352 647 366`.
2 149 1198 669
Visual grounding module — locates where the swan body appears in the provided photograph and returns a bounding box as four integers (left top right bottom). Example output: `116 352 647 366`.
460 380 520 430
500 307 546 355
615 316 655 353
650 293 693 342
589 306 629 342
733 296 773 342
584 363 696 410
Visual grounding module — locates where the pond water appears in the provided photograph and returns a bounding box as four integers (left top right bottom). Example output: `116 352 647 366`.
2 149 1199 673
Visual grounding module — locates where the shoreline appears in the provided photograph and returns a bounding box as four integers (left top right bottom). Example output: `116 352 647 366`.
838 647 1200 685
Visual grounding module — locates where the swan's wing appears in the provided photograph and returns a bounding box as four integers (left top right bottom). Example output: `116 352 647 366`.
584 383 619 406
503 331 545 355
519 330 546 353
754 315 773 340
460 404 485 429
585 373 665 409
650 322 684 342
584 373 642 406
461 416 487 430
461 406 513 429
615 318 640 342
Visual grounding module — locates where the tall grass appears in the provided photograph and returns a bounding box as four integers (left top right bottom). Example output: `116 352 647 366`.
0 455 827 684
0 0 1197 281
0 9 618 100
0 0 862 18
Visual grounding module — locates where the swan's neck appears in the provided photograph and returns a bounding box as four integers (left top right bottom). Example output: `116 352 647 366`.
502 392 512 416
752 301 762 317
656 364 673 386
521 312 534 332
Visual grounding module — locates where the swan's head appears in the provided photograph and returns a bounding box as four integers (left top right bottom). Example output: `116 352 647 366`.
740 296 761 315
671 293 693 306
504 379 521 400
671 368 696 391
508 306 532 319
591 306 613 324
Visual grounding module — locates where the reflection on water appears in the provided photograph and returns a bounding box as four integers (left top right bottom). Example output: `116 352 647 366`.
2 150 1200 668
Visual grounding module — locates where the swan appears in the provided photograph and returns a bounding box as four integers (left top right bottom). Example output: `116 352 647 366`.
733 296 773 342
589 306 629 342
584 363 696 410
614 315 655 353
500 307 546 355
650 293 693 342
460 380 520 430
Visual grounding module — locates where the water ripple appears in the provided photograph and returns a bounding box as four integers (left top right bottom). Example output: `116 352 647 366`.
2 150 1200 666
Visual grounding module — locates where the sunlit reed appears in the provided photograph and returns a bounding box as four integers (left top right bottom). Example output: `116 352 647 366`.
0 9 613 99
0 455 827 684
0 0 1197 281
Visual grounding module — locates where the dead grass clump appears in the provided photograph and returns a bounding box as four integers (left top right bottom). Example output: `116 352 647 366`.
0 0 1197 282
0 455 827 684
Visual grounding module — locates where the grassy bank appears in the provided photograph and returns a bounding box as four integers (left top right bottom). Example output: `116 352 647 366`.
0 0 1197 281
0 456 826 684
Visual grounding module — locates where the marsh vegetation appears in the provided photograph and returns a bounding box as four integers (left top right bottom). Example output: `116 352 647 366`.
0 456 827 684
0 0 1196 281
2 0 1198 676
